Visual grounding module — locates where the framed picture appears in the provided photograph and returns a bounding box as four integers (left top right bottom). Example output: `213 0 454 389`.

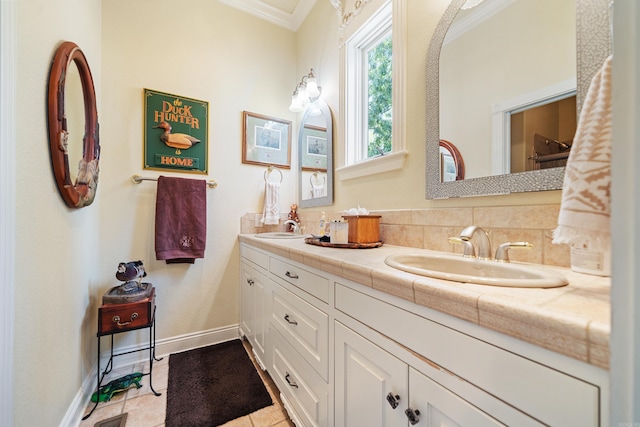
143 88 208 174
301 124 328 171
242 111 291 168
440 150 457 182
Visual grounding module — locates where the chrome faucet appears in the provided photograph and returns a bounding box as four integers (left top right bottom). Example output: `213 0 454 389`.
460 226 492 260
494 242 533 262
284 220 300 234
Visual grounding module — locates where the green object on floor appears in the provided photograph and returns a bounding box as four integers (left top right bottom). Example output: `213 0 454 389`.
91 372 144 403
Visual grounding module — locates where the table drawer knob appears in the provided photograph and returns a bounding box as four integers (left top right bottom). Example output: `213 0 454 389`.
113 312 138 328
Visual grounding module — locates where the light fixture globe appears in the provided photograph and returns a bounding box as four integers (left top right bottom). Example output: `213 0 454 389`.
306 76 320 99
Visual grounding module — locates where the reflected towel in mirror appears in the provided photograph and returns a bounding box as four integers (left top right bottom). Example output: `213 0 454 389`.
311 184 327 198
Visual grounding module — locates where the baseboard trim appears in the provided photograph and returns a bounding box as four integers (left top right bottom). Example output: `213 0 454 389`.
63 324 241 427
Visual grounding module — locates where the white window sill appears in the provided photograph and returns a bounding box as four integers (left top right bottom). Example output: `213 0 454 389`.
336 150 408 180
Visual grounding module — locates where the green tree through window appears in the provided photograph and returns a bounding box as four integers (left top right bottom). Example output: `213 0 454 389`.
367 36 392 158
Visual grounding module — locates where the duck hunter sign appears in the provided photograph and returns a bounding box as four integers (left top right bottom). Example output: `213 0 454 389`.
143 88 208 174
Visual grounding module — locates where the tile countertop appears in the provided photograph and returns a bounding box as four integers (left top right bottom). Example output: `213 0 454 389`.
238 235 611 370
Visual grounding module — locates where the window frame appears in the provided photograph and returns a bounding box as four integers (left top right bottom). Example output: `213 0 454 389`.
338 0 407 180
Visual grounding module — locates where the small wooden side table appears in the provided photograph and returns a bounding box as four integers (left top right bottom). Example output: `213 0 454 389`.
83 287 161 420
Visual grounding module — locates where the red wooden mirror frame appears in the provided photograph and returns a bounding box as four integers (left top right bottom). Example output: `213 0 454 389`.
47 41 100 208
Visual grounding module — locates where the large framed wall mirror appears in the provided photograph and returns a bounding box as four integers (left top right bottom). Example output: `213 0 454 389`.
47 41 100 208
298 99 334 208
426 0 611 199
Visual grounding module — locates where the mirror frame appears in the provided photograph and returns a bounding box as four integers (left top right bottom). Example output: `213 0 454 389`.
298 100 334 208
47 41 100 208
426 0 611 199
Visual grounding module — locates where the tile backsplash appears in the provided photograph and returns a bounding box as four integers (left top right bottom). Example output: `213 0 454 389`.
241 204 570 268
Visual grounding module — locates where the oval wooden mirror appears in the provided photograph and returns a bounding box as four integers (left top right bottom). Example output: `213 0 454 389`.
47 41 100 208
439 139 465 182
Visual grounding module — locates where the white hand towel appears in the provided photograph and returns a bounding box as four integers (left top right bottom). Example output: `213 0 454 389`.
311 184 327 198
552 55 612 250
261 181 280 225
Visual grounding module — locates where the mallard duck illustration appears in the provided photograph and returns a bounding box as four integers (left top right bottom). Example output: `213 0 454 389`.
153 121 200 154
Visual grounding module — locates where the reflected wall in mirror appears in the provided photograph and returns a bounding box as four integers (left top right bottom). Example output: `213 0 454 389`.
426 0 610 199
440 0 575 180
47 41 100 208
298 100 333 208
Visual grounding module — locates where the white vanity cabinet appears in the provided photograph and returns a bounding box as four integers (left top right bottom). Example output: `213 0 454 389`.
238 241 607 427
334 283 601 427
239 245 271 369
335 321 514 427
268 254 331 426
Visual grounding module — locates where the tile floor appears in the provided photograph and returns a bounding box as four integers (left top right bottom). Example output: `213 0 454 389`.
80 339 294 427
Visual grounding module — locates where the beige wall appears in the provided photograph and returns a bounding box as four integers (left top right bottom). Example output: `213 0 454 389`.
14 0 296 425
12 0 571 424
15 0 102 425
296 0 562 213
100 0 296 346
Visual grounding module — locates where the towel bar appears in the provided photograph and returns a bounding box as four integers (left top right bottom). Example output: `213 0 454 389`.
264 166 283 183
131 174 218 188
310 171 326 186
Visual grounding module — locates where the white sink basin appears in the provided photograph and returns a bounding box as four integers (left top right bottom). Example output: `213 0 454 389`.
384 253 568 288
255 232 307 239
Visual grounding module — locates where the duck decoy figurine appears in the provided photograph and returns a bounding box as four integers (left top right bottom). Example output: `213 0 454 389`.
153 121 200 154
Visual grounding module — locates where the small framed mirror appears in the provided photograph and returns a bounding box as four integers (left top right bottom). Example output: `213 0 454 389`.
298 100 333 208
47 41 100 208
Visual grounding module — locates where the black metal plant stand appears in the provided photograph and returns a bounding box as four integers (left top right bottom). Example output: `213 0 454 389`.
82 308 162 420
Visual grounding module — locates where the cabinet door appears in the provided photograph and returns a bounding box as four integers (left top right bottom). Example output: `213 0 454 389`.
240 261 254 339
409 367 504 427
240 262 269 368
335 322 408 427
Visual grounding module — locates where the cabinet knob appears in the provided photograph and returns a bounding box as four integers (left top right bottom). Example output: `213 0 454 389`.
386 392 400 409
246 278 254 286
285 271 299 279
284 314 298 325
285 372 299 388
405 408 420 425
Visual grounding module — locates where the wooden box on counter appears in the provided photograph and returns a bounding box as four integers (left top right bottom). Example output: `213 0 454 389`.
341 215 381 244
98 287 155 335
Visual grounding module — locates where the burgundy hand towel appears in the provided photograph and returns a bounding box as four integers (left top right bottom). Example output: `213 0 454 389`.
155 176 207 264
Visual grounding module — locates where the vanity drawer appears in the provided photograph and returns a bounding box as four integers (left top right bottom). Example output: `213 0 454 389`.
270 327 328 427
270 257 329 303
271 283 329 380
240 244 269 270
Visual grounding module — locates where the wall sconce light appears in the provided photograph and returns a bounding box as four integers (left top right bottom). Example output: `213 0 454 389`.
289 68 322 113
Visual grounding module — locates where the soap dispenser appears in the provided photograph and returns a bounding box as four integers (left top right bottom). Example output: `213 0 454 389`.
319 212 326 236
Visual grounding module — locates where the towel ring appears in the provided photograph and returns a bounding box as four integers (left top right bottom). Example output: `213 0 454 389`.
264 166 283 183
310 172 326 186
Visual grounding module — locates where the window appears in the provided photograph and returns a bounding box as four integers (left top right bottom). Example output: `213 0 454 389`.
367 34 393 158
340 0 407 179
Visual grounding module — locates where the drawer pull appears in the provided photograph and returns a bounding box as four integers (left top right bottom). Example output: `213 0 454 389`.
284 314 298 325
246 278 255 286
285 271 299 279
113 312 138 327
285 372 299 388
405 408 420 425
386 393 400 409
